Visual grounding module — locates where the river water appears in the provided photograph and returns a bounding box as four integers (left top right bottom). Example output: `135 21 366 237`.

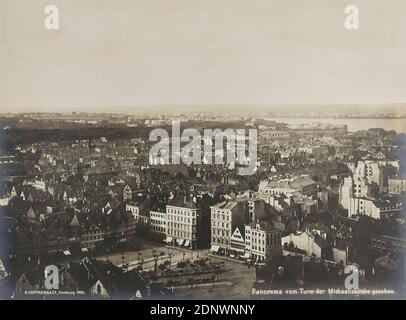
266 117 406 133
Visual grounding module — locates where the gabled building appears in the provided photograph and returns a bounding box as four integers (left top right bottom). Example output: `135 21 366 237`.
14 259 147 300
81 224 105 252
230 227 245 257
210 200 246 255
0 259 8 280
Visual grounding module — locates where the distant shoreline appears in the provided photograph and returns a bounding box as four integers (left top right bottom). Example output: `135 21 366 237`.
265 117 406 133
264 116 406 120
0 113 406 120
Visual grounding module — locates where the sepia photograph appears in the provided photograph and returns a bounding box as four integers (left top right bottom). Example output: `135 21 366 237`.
0 0 405 309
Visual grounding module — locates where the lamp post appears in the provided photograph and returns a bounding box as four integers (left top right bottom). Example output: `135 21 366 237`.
119 241 126 267
168 248 172 266
153 251 158 273
138 252 142 269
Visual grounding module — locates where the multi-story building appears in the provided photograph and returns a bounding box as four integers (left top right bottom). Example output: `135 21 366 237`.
33 180 46 191
125 199 151 225
165 194 212 250
353 177 370 198
210 200 246 255
266 193 294 210
81 224 105 252
339 176 371 210
258 175 317 198
351 160 383 188
245 198 265 223
230 227 246 257
126 203 140 218
123 184 133 201
339 177 353 210
348 196 402 220
245 221 282 262
81 212 137 252
388 177 406 195
104 212 137 248
281 231 327 259
371 235 406 254
149 209 166 241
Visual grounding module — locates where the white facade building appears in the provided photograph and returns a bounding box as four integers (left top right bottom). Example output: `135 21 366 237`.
166 196 200 249
150 210 166 240
281 231 322 259
245 222 282 262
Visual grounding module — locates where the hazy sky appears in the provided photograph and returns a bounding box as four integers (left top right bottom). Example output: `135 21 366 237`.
1 0 406 113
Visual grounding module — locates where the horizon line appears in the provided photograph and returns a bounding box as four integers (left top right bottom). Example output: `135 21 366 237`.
1 102 406 115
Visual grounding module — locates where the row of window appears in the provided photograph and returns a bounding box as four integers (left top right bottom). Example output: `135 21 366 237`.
252 239 265 245
83 235 103 241
167 229 195 239
212 229 230 237
150 213 165 219
231 238 244 245
167 215 195 224
252 245 266 252
126 206 139 213
167 222 195 230
212 237 229 245
84 230 102 235
150 218 166 225
249 231 265 238
211 212 230 220
167 208 196 217
247 234 279 244
212 221 230 228
251 253 266 260
151 225 165 233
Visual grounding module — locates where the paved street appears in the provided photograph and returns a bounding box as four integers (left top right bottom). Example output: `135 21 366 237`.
173 254 256 300
94 238 207 270
93 238 256 299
